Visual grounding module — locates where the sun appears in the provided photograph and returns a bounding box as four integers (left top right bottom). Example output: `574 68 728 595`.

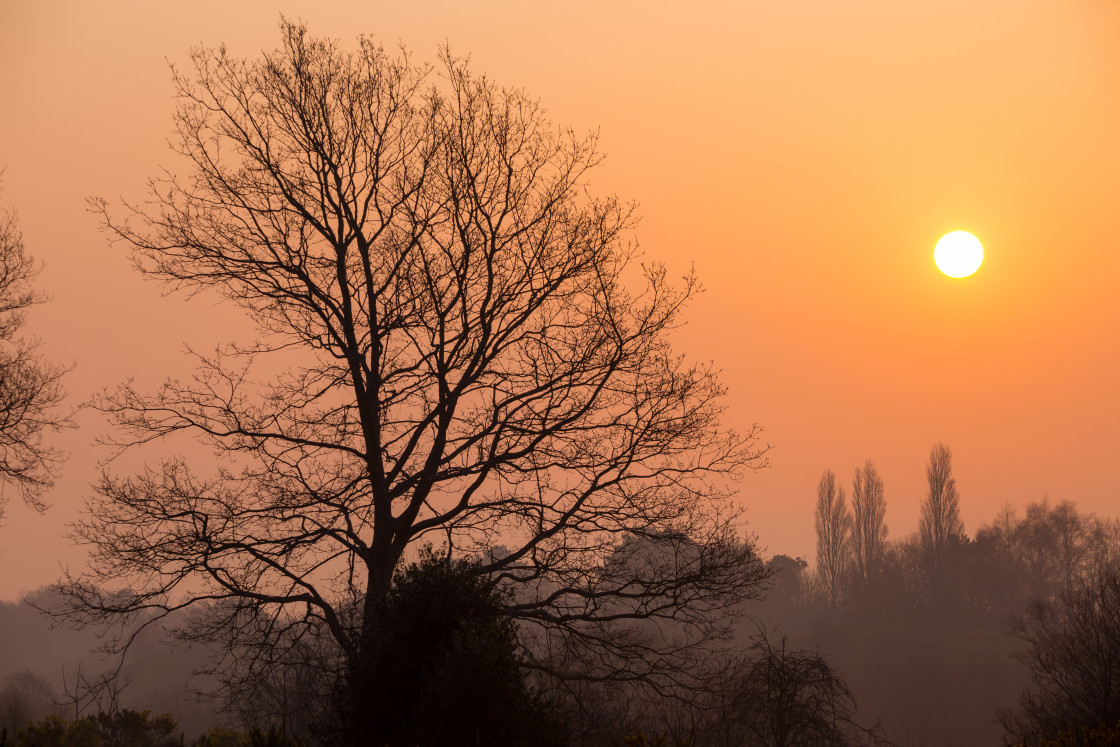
934 231 984 278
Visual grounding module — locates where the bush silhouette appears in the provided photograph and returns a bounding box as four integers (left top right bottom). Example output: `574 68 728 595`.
342 547 565 747
11 710 177 747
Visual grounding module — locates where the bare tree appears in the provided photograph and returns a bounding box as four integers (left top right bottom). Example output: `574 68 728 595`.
977 499 1118 610
850 460 886 593
1002 570 1120 743
814 469 850 608
733 630 888 747
53 21 769 739
1085 515 1120 580
918 443 963 593
1049 500 1087 594
0 188 68 519
0 671 58 737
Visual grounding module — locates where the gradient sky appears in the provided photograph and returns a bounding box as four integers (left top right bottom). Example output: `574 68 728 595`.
1 0 1118 600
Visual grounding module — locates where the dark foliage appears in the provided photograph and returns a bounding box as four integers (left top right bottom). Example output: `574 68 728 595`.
341 547 565 747
193 727 305 747
610 735 693 747
11 710 177 747
1007 721 1120 747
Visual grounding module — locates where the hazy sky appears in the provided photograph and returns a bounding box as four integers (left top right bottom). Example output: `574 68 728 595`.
1 0 1118 600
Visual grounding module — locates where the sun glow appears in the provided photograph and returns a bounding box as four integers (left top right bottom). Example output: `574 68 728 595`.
934 231 984 278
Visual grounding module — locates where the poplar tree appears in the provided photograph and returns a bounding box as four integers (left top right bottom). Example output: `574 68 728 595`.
851 460 887 592
814 469 851 607
919 442 964 595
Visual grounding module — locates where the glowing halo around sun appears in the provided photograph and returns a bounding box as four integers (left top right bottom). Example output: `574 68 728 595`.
934 231 984 278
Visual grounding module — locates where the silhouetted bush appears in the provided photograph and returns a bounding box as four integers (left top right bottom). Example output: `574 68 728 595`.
338 546 566 747
610 735 693 747
192 726 304 747
11 709 177 747
731 631 887 747
1007 720 1120 747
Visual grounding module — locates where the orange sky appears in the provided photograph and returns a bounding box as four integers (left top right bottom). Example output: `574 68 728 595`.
1 0 1118 599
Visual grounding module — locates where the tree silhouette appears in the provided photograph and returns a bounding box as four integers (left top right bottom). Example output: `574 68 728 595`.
53 21 768 735
0 188 67 520
1002 570 1120 743
850 460 887 594
814 469 850 607
918 442 963 595
0 671 57 738
734 630 886 747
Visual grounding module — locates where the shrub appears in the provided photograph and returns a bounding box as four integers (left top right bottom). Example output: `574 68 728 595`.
11 710 176 747
340 547 566 747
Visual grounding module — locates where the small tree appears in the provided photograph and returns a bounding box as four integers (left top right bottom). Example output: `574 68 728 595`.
765 554 809 613
0 189 68 519
1002 570 1120 743
734 630 886 747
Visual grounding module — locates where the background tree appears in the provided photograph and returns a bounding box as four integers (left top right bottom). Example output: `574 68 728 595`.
0 671 57 739
763 554 809 617
973 499 1108 609
54 21 768 738
0 188 68 519
1048 500 1087 595
814 469 850 608
850 460 886 594
918 442 963 596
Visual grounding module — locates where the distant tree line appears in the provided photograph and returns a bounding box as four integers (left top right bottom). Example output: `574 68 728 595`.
1 709 306 747
791 442 1120 744
807 442 1120 618
7 444 1120 745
